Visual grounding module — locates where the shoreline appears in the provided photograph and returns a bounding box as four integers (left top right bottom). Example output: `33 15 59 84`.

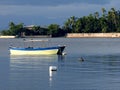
0 36 15 38
0 35 51 38
66 33 120 38
1 33 120 38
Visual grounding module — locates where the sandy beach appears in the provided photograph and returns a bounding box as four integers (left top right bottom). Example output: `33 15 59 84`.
67 33 120 38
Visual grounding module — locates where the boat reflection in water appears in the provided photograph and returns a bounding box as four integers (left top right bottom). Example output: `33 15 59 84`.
10 55 59 65
9 55 64 89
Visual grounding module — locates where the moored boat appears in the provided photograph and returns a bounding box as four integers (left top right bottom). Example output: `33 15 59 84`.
9 45 66 55
9 39 66 55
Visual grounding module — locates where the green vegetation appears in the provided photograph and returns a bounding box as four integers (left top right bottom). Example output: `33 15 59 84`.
1 8 120 37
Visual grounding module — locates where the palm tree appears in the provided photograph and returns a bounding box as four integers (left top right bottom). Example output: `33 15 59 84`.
9 22 15 30
94 12 99 19
102 8 106 18
64 16 78 33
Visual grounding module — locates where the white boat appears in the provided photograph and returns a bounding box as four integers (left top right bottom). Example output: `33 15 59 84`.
9 39 66 55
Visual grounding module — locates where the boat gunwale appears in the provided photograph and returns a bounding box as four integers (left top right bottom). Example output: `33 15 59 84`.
9 45 66 51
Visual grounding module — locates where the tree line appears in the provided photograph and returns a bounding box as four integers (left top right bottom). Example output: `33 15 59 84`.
1 8 120 37
1 22 66 37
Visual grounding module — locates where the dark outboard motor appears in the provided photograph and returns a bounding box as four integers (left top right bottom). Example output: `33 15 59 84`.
57 45 66 55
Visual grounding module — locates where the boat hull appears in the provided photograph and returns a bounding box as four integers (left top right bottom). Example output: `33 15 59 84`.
9 46 65 55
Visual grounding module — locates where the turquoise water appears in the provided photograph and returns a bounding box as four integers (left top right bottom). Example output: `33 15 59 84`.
1 38 120 90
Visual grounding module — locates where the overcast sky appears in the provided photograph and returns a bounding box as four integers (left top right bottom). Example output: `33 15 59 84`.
0 0 120 30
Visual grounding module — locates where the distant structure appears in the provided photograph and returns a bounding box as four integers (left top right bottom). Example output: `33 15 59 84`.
24 25 35 30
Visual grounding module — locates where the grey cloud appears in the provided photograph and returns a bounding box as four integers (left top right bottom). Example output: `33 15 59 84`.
0 0 111 6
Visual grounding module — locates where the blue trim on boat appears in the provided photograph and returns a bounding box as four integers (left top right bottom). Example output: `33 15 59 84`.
10 46 60 51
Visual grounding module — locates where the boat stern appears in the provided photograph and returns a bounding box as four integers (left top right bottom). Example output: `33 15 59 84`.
57 45 66 55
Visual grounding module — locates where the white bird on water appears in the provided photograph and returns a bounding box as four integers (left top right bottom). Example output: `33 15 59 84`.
49 66 57 77
49 66 57 71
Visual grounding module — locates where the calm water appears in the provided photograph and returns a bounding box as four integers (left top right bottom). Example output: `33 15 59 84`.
1 38 120 90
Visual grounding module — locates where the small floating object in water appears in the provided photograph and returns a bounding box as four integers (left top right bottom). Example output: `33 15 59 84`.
79 57 84 62
49 66 57 78
62 52 67 55
49 66 57 71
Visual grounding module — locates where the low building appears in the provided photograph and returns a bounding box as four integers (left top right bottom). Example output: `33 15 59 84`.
24 25 35 30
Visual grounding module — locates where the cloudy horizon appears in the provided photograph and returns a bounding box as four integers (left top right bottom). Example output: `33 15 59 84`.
0 0 119 30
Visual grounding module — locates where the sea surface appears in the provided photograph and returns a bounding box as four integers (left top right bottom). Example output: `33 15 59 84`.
1 38 120 90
